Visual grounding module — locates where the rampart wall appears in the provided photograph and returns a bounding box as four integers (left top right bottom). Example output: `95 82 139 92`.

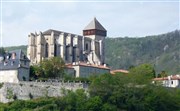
0 81 88 103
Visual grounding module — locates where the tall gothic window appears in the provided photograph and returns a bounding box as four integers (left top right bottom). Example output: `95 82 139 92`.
45 43 49 57
72 47 76 62
65 46 70 61
54 43 57 56
85 43 88 51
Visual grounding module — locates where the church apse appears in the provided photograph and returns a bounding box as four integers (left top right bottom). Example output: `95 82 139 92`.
27 18 107 65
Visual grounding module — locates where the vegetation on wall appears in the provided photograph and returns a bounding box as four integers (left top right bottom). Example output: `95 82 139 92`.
6 88 14 100
30 57 65 79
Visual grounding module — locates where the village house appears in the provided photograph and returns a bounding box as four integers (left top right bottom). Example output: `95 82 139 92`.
153 74 180 88
0 50 30 83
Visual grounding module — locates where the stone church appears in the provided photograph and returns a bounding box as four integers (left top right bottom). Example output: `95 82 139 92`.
27 18 110 77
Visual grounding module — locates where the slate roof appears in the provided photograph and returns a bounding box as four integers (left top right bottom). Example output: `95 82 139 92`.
0 50 30 70
43 29 64 35
83 18 106 31
43 29 83 38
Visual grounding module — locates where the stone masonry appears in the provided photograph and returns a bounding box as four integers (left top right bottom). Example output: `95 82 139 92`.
0 81 88 103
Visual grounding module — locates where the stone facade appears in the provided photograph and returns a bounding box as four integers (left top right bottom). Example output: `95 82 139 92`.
27 18 106 66
0 81 88 103
67 62 110 78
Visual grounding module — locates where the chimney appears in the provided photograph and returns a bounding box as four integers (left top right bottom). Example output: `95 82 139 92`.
11 52 16 59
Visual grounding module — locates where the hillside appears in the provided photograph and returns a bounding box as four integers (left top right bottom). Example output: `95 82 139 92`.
105 30 180 74
4 30 180 74
4 45 27 54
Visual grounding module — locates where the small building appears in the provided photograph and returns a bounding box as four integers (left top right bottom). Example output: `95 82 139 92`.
0 50 30 83
153 74 180 88
66 62 110 78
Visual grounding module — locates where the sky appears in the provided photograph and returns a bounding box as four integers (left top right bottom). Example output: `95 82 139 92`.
0 0 179 46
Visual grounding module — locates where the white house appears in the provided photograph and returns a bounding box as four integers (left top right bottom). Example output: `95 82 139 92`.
153 75 180 88
0 50 30 83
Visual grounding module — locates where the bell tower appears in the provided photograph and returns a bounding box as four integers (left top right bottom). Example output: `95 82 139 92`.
83 18 107 65
83 17 107 37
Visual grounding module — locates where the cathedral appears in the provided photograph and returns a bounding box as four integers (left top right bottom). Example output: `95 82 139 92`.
27 18 106 65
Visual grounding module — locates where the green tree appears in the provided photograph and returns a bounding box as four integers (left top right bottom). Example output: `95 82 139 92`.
89 74 117 102
30 65 44 79
89 74 180 111
102 103 117 111
59 89 87 111
129 64 155 84
85 96 103 111
160 70 168 77
40 57 65 78
0 47 5 55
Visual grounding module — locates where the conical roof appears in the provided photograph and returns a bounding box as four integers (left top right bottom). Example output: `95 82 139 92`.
84 18 106 31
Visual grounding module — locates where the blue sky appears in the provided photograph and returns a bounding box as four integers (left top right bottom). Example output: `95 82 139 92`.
0 0 179 46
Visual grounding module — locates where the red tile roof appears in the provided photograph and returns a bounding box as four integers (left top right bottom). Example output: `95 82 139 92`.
110 69 129 74
153 75 180 81
66 62 110 70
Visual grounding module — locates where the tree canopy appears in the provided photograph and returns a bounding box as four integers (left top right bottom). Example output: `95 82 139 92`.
89 71 180 111
0 47 5 55
1 64 180 111
128 64 156 84
30 57 65 79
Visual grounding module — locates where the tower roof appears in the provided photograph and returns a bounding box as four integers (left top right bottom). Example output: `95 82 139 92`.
84 18 106 31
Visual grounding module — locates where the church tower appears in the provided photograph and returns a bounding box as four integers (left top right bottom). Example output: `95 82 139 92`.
83 18 107 65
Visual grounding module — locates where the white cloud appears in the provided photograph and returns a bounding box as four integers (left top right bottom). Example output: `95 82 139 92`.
1 1 179 46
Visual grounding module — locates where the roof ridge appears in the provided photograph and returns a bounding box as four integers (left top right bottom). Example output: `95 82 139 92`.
83 18 106 31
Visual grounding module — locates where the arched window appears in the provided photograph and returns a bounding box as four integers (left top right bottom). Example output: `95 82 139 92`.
65 46 70 61
85 43 88 51
54 43 57 56
72 47 76 62
45 43 49 57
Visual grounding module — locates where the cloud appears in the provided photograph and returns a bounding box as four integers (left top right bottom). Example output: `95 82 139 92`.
1 1 179 46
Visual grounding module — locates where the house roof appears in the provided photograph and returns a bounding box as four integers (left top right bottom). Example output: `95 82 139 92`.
43 29 83 38
153 75 180 81
66 62 110 70
43 29 63 35
110 69 129 74
83 18 106 31
0 50 30 70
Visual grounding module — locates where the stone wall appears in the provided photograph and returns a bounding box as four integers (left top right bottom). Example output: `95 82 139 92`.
0 81 88 103
0 70 19 83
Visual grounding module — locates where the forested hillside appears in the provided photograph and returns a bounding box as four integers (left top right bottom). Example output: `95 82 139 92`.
4 45 27 54
105 30 180 74
4 30 180 74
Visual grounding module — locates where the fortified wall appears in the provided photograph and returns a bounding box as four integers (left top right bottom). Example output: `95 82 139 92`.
0 81 88 103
